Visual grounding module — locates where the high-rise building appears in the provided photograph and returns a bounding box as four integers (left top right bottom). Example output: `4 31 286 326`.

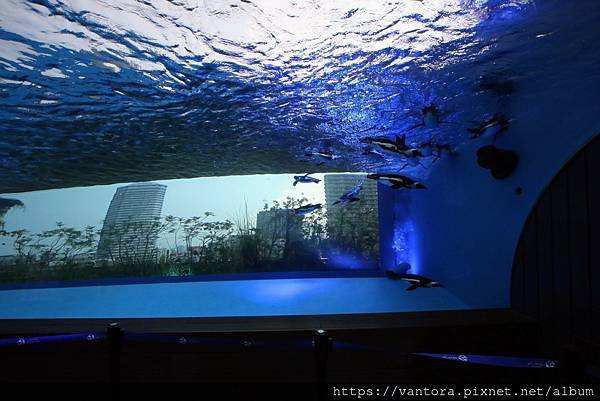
256 209 303 241
324 173 378 215
324 174 379 257
96 182 167 262
256 209 304 260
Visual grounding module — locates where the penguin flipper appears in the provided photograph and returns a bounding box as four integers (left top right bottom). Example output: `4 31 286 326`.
398 163 409 171
385 271 401 280
396 134 407 148
391 183 404 190
468 131 481 140
293 180 298 186
405 283 420 291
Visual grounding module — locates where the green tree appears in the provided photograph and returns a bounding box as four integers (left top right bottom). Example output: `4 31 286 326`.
99 217 169 270
327 202 379 258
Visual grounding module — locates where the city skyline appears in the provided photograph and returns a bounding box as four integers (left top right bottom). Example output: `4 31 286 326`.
0 173 340 256
0 172 384 259
0 172 382 279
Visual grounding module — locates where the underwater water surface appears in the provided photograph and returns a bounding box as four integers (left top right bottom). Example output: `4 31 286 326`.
0 0 575 193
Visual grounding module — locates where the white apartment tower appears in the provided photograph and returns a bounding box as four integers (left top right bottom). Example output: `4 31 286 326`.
96 182 167 262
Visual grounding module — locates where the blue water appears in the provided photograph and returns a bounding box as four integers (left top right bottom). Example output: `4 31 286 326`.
0 0 556 193
2 0 600 318
0 276 468 318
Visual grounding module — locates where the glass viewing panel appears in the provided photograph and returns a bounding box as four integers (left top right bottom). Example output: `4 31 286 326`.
0 173 380 285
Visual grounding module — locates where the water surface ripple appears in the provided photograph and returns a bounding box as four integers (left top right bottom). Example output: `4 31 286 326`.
0 0 596 192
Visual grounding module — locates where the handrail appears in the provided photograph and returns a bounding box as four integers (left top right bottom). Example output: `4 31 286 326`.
0 324 558 369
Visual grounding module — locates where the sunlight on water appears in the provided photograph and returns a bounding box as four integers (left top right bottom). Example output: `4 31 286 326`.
0 0 542 192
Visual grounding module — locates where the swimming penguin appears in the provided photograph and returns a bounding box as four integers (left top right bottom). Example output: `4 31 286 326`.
304 150 341 165
293 173 321 186
398 148 424 158
333 183 363 205
293 203 322 216
399 148 427 166
385 271 444 291
418 140 458 162
468 113 510 139
476 73 516 96
395 262 412 274
360 134 409 153
361 145 386 159
408 104 458 131
421 104 444 128
386 262 412 275
366 173 426 189
395 147 427 169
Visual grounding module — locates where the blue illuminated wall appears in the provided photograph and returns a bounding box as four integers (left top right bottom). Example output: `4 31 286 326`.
405 74 600 309
372 0 600 309
377 184 396 272
378 184 420 275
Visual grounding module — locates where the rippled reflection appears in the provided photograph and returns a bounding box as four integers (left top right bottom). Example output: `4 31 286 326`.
0 0 564 192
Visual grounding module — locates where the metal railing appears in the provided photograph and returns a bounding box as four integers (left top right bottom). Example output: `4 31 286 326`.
0 323 563 399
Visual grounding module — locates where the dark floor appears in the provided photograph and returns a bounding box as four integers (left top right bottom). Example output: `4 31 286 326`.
0 310 571 385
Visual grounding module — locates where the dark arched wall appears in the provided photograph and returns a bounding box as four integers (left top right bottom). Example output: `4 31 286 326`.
511 134 600 353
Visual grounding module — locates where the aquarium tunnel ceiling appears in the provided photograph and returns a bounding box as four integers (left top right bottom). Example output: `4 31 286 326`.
2 0 598 193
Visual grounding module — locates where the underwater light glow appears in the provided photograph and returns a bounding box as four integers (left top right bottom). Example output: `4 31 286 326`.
392 218 420 274
249 279 325 300
325 252 375 270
